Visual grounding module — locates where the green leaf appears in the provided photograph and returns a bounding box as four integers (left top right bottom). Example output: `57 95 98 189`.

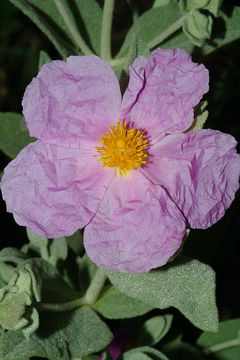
0 262 41 336
25 258 78 303
10 262 41 302
8 0 102 57
185 101 208 132
117 33 150 90
105 256 218 332
0 248 28 265
0 276 5 289
8 0 76 58
153 0 171 7
101 350 112 360
124 353 152 360
134 315 173 346
123 32 150 71
69 0 103 54
192 101 208 130
204 0 223 17
164 341 204 360
38 50 51 70
0 112 34 159
197 318 240 359
0 307 113 360
49 237 68 267
0 261 14 285
179 0 223 17
122 346 170 360
0 289 30 331
84 356 99 360
95 287 154 319
202 5 240 54
78 254 98 293
26 228 49 261
116 3 193 59
66 230 84 254
126 0 140 22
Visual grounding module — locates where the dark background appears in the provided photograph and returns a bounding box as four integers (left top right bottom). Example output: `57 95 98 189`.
0 0 240 341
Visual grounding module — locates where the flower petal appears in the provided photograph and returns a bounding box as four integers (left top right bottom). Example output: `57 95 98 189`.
142 130 240 229
121 48 209 142
23 55 121 142
84 172 186 273
1 141 113 238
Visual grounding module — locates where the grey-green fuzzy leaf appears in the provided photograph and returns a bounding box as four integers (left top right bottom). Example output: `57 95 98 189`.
7 0 77 58
38 50 51 70
134 315 173 346
95 287 154 319
8 0 102 57
116 3 193 59
202 5 240 54
197 318 240 359
105 256 218 332
0 248 28 265
122 346 170 360
0 112 34 159
0 307 113 359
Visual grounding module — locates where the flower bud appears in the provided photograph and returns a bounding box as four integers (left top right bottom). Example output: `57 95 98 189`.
182 9 213 46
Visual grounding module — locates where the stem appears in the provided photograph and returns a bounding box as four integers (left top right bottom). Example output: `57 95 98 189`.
110 57 125 68
204 337 240 354
36 268 107 312
110 16 184 70
84 267 107 304
147 17 184 50
40 246 49 262
101 0 115 60
54 0 92 55
36 296 86 312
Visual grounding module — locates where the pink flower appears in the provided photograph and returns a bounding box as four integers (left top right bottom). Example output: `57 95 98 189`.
1 49 240 273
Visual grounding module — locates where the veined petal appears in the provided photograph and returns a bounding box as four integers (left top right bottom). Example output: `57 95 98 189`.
121 48 209 142
1 141 113 238
23 55 121 142
142 129 240 229
84 172 186 273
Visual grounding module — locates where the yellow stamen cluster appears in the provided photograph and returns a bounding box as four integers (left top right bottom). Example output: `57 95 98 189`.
95 120 148 176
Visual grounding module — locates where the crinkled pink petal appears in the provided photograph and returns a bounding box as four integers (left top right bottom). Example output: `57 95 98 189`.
23 55 121 142
121 48 209 142
84 172 186 273
141 129 240 229
1 140 113 238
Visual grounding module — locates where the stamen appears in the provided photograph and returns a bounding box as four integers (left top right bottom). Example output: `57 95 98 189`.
95 120 148 176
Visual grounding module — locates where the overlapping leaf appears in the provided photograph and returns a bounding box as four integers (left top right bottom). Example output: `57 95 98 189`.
8 0 102 58
95 287 154 319
0 112 34 159
0 307 112 360
116 3 193 59
105 256 218 332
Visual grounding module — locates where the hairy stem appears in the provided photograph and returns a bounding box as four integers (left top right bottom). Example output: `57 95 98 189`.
54 0 92 55
110 57 125 68
36 296 86 312
204 336 240 354
84 267 107 304
101 0 115 60
147 17 184 50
